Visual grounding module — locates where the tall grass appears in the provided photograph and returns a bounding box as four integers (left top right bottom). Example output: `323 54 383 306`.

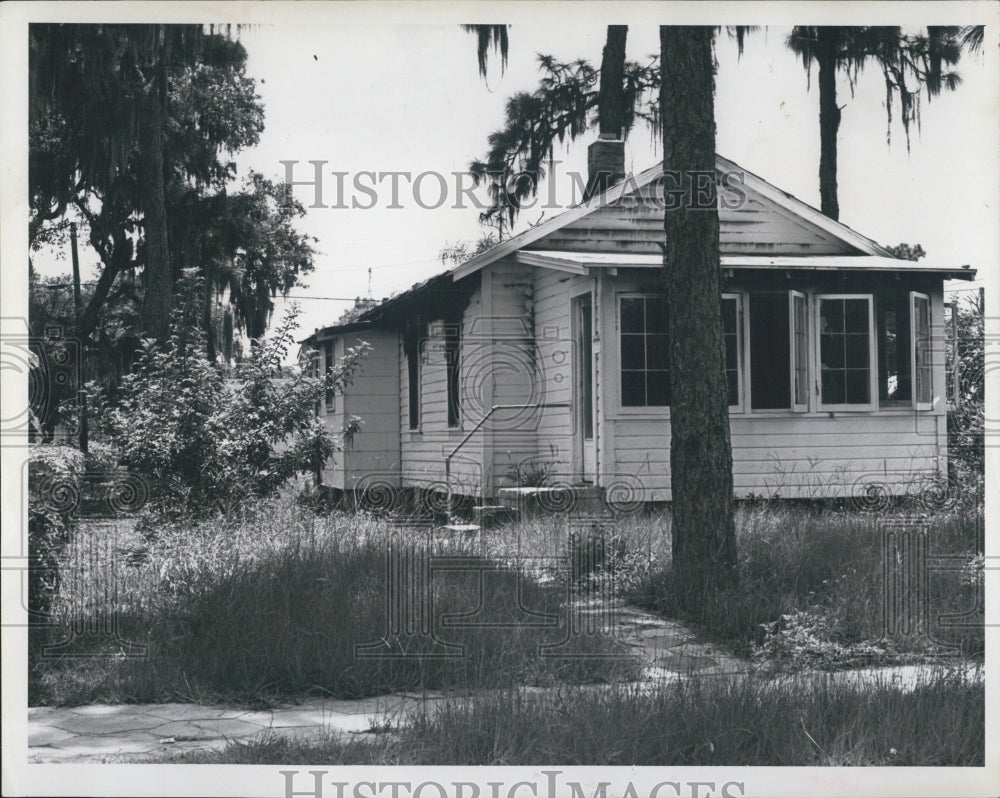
175 669 984 766
629 501 984 663
31 502 638 706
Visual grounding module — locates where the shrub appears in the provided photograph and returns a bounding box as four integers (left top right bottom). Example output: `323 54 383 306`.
91 297 369 513
27 446 83 620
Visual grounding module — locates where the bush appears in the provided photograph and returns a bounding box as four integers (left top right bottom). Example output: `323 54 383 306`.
91 299 369 513
27 446 83 620
948 294 984 476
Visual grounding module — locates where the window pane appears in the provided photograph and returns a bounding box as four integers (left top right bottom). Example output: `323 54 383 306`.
821 333 845 369
621 298 644 333
723 297 737 331
647 370 671 406
821 299 844 333
845 333 870 369
878 294 911 402
844 299 868 333
845 369 870 404
822 370 845 404
622 371 645 406
647 334 670 369
621 335 645 370
646 297 669 333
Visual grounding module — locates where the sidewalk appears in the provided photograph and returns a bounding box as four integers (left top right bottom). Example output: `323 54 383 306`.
28 692 443 763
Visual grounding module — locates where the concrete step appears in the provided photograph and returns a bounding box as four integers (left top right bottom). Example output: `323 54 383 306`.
497 485 606 516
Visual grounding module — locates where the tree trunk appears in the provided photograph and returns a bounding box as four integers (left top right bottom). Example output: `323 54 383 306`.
817 27 841 221
138 62 173 341
659 26 737 611
597 25 628 137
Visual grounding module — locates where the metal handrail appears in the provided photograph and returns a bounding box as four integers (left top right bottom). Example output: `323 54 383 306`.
444 402 570 524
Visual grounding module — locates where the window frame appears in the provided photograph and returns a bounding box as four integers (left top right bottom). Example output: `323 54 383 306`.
615 292 744 413
910 291 933 411
789 290 810 413
814 293 877 412
617 292 671 412
722 292 745 413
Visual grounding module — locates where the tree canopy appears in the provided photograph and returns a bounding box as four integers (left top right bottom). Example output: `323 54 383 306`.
29 24 315 365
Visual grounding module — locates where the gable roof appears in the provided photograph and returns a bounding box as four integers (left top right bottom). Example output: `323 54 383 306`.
451 154 894 280
303 153 972 343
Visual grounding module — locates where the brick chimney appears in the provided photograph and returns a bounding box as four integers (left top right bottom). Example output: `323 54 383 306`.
585 133 625 200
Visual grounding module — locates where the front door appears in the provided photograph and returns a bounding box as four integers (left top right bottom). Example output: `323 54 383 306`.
572 293 597 483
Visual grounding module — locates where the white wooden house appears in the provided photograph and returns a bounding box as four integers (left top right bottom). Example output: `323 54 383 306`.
301 143 973 508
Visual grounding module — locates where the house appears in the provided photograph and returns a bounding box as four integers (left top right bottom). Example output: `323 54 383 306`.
301 140 973 510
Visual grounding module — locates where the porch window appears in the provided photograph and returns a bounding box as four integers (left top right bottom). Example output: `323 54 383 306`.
619 294 741 408
876 292 912 404
722 294 742 410
911 292 932 409
621 296 670 406
816 294 876 410
790 291 809 411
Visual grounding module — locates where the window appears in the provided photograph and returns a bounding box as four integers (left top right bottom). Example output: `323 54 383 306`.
621 296 670 407
876 292 912 403
790 291 809 411
749 294 791 410
620 294 741 409
911 292 932 409
817 295 875 409
404 323 421 430
445 322 461 428
324 342 335 413
722 294 742 410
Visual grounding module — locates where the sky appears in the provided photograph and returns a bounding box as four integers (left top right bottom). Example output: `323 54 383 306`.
24 6 999 343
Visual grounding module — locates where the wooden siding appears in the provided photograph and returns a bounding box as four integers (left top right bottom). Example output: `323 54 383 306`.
531 181 856 257
485 260 542 491
337 328 401 490
532 266 596 485
399 280 484 495
611 413 944 500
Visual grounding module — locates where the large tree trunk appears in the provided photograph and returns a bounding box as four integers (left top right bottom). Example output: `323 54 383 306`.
659 26 737 610
138 61 173 341
817 27 841 221
597 25 628 137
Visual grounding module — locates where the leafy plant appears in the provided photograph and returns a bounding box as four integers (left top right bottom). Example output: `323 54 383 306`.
28 446 84 620
948 293 984 478
91 281 370 512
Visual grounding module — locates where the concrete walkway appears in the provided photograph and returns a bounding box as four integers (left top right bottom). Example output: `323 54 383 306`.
28 692 443 763
27 603 978 763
